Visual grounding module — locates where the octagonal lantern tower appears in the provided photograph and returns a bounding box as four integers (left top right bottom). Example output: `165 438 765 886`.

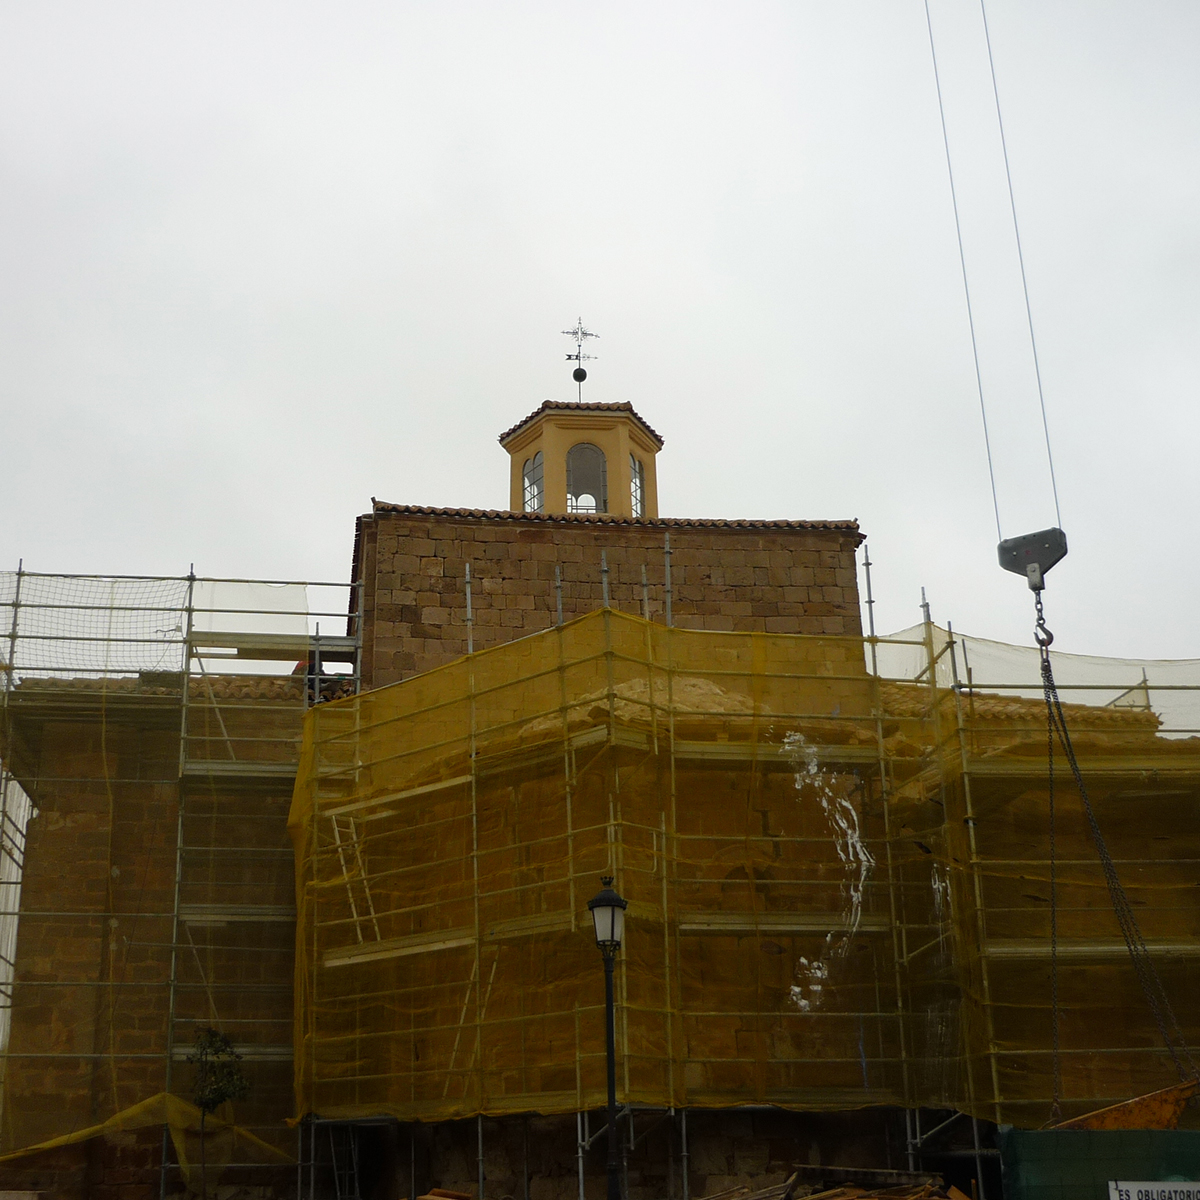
498 401 664 519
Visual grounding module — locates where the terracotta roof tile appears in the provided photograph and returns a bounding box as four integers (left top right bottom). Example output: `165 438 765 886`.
879 681 1161 730
498 401 664 448
18 674 306 701
369 502 861 536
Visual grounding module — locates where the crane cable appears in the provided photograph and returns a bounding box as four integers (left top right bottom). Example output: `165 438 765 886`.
923 0 1064 539
922 0 1002 542
925 0 1198 1101
979 0 1063 530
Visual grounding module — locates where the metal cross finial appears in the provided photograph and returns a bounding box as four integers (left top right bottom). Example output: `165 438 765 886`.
563 318 598 401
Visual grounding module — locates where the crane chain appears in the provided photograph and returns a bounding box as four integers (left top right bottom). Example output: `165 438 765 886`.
1034 596 1198 1090
1041 599 1062 1122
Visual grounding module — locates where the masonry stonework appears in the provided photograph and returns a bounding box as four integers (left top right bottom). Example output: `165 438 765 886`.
0 713 179 1198
355 505 864 690
0 679 301 1199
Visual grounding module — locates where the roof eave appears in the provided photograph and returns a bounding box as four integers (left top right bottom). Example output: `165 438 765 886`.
368 502 862 540
498 401 664 449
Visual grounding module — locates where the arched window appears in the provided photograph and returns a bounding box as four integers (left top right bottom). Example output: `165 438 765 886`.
522 451 544 513
630 454 645 518
566 443 607 513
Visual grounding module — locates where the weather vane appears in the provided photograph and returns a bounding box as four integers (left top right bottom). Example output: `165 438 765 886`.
563 318 598 401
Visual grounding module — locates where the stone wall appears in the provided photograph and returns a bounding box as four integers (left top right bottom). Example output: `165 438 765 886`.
0 682 301 1199
354 506 864 689
0 713 178 1198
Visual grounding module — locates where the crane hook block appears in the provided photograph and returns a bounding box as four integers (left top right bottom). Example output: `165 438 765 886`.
997 527 1068 592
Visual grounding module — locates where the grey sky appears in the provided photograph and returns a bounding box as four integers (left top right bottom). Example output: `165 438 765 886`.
2 2 1197 657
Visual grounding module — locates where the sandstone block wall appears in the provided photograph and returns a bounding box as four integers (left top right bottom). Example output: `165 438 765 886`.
0 717 178 1198
0 684 301 1199
354 506 865 689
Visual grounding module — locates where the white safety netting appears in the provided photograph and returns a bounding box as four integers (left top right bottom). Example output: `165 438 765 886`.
0 574 310 684
875 623 1200 738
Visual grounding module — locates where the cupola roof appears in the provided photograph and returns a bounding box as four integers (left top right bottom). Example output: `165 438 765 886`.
498 401 664 449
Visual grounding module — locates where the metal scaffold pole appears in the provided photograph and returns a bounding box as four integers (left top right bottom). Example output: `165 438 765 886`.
161 568 195 1200
2 561 21 709
0 569 358 1199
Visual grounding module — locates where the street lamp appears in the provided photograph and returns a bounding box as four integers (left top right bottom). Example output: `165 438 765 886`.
588 876 628 1200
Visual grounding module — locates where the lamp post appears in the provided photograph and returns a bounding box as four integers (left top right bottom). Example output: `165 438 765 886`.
588 876 628 1200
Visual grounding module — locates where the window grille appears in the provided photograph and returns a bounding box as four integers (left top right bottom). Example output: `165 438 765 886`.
522 452 544 513
566 444 606 513
630 454 645 518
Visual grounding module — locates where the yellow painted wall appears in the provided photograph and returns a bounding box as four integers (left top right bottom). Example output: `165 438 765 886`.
504 409 660 518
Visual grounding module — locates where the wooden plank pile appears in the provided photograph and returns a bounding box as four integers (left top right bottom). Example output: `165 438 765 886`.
702 1168 969 1200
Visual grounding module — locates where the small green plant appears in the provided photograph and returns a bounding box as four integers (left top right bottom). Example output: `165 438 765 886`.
187 1027 250 1200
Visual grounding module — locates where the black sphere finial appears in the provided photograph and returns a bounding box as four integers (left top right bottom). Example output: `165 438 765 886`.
563 320 598 400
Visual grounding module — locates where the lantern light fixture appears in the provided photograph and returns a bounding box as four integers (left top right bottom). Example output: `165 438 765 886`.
587 876 627 957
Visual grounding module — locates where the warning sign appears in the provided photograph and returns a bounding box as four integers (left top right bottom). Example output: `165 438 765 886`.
1109 1185 1200 1200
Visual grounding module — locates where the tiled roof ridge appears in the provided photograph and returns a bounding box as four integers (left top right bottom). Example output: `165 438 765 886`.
498 400 665 448
878 680 1161 728
16 675 305 700
369 501 860 534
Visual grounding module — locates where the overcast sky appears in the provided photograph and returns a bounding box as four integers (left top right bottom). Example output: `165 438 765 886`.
2 2 1197 658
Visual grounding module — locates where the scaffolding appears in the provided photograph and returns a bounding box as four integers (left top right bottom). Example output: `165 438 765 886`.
0 566 1198 1196
291 606 1200 1143
0 569 359 1195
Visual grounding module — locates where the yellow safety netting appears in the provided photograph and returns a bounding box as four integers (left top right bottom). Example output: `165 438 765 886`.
289 610 1200 1129
0 1092 291 1190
